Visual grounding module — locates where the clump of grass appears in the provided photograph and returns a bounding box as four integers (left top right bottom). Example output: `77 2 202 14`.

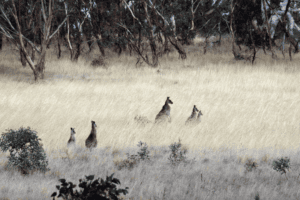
134 115 152 127
244 159 258 172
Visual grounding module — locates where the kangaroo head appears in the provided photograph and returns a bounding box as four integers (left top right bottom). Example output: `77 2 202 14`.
193 105 199 112
198 110 203 116
71 127 76 134
166 97 173 104
91 121 97 128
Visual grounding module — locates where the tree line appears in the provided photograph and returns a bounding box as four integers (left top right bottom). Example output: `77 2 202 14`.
0 0 297 81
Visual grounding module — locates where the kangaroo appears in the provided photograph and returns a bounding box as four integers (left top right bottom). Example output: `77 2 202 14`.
197 110 203 123
185 105 199 125
85 121 97 149
67 127 76 148
155 97 173 124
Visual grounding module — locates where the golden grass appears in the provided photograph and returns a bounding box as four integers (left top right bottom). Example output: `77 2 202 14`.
0 43 299 199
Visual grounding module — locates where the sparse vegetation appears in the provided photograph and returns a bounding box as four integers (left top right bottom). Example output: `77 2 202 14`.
244 159 258 172
115 141 150 170
134 115 152 127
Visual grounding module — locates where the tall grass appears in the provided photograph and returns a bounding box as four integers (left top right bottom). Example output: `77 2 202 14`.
0 41 299 199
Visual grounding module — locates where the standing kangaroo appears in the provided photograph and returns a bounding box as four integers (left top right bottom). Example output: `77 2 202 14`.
155 97 173 124
67 127 76 148
85 121 97 149
197 110 203 123
185 105 199 125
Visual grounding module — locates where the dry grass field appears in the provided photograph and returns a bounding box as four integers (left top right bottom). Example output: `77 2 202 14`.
0 39 300 199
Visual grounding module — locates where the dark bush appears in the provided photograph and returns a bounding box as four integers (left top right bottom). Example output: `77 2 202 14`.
0 127 49 175
51 173 128 200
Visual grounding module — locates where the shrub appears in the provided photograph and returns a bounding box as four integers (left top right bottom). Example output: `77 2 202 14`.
115 141 150 170
51 173 128 200
0 127 49 175
168 139 188 166
136 141 150 161
244 159 258 172
272 157 290 180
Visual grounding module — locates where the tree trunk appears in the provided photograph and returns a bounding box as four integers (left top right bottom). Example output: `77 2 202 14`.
0 33 2 50
20 41 27 67
57 33 61 59
31 45 35 62
262 0 276 59
73 40 81 61
168 36 186 59
96 40 105 57
33 43 47 81
163 32 170 55
149 38 158 67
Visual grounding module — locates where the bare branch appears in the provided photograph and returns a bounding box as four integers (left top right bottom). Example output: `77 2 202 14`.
49 16 68 40
123 0 143 27
65 2 72 50
192 0 202 13
0 6 17 32
116 23 133 36
41 0 47 23
283 0 291 20
11 0 36 71
0 24 14 39
147 4 169 26
79 0 93 33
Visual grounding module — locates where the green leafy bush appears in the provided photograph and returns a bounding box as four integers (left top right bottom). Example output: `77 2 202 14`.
51 173 128 200
0 127 49 175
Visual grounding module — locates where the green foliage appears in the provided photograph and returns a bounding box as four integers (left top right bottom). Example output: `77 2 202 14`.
51 173 128 200
272 157 290 179
244 159 258 172
168 139 188 166
0 127 49 175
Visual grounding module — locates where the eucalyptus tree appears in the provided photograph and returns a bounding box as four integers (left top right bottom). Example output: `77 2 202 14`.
62 0 92 61
0 0 68 81
231 0 300 61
